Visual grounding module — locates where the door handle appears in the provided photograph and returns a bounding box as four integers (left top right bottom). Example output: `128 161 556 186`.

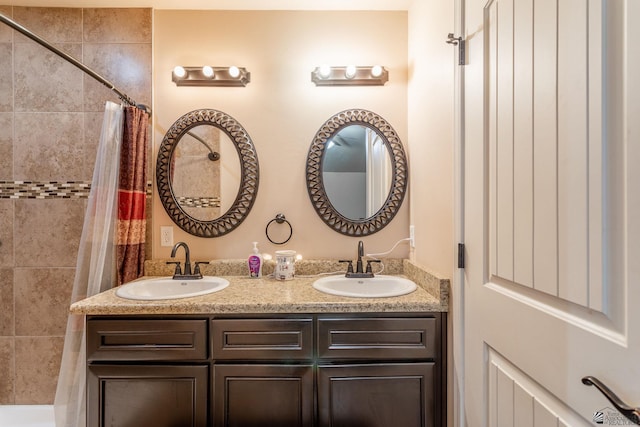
582 376 640 425
445 33 465 66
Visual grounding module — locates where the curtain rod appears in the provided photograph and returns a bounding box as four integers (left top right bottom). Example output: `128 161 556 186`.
0 12 151 116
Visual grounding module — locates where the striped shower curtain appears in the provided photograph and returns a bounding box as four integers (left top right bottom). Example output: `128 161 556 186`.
117 106 148 285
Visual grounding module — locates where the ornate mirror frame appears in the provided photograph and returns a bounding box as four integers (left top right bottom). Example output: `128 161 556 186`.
156 109 259 237
306 109 408 236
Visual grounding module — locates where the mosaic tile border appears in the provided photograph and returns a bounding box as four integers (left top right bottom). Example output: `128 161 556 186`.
176 196 221 208
0 181 153 199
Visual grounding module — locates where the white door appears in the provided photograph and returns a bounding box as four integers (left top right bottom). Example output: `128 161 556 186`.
460 0 640 425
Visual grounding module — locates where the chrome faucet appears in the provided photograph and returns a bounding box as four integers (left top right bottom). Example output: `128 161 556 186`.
167 242 203 280
339 240 381 278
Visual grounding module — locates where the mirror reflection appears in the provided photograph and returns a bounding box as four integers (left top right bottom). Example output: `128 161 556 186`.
171 125 241 222
306 109 407 237
156 109 259 238
322 125 392 220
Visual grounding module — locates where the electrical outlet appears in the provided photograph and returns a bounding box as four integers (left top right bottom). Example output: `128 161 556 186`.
409 225 415 248
160 226 173 247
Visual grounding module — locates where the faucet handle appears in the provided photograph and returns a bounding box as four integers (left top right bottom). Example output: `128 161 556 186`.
339 260 354 274
166 261 182 276
366 259 381 274
194 261 209 276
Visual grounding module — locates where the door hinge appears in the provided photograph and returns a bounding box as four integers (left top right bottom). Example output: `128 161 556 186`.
458 243 465 269
446 33 465 66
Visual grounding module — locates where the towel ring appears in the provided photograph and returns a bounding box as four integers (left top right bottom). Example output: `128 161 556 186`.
266 213 293 245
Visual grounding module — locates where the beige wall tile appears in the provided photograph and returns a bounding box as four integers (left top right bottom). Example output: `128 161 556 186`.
13 7 81 43
15 336 63 404
2 5 153 403
0 113 13 179
14 42 83 112
14 268 74 336
0 269 14 336
0 44 12 112
84 8 151 43
0 200 14 267
14 199 84 268
0 337 15 404
83 43 152 112
0 6 13 43
14 112 84 180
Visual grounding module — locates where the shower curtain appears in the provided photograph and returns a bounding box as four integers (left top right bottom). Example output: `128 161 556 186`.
117 106 149 285
54 102 148 427
54 101 123 427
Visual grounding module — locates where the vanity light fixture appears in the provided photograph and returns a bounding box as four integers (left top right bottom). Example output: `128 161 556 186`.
311 65 389 86
172 65 250 87
173 66 187 78
228 66 240 78
318 64 332 79
344 65 357 79
201 65 214 78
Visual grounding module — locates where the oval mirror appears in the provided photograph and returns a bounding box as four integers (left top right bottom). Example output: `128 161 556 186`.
306 109 408 236
156 109 259 237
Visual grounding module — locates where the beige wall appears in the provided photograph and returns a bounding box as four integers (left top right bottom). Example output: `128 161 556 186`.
408 0 454 279
152 10 409 261
408 3 455 426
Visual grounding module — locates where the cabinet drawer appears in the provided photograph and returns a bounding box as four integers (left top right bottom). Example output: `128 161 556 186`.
87 319 208 361
318 317 437 360
211 318 313 360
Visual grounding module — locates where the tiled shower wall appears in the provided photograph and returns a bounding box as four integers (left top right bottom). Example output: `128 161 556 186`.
0 6 151 404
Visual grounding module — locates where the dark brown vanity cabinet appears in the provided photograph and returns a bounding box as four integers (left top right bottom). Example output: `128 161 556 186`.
87 364 208 427
318 363 434 427
211 318 315 427
86 313 445 427
316 317 442 427
86 318 209 427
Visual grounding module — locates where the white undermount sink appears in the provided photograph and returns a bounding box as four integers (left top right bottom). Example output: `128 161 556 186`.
312 275 417 298
116 276 230 300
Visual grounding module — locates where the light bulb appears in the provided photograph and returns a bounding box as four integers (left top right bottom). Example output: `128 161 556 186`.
173 66 186 78
228 66 240 78
371 65 383 77
295 254 303 261
318 65 331 79
202 65 214 78
345 65 357 79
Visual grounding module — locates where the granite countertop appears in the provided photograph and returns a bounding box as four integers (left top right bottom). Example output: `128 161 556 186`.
70 259 450 315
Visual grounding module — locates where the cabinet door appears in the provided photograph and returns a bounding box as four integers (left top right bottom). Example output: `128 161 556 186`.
213 364 313 427
87 365 208 427
318 363 434 427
